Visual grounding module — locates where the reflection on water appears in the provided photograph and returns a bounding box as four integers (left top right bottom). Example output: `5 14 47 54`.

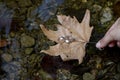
34 0 64 22
0 3 13 36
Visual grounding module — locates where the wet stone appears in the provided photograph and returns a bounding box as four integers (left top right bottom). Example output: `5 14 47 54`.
100 7 113 24
12 53 21 61
56 69 80 80
17 0 32 7
18 8 27 16
92 4 102 12
10 32 15 38
6 1 18 8
25 48 33 54
20 34 35 47
2 61 21 74
38 70 53 80
114 73 120 80
117 63 120 73
30 0 42 5
1 53 13 62
57 69 71 80
10 38 20 53
1 61 21 80
83 73 95 80
27 6 37 18
69 74 80 80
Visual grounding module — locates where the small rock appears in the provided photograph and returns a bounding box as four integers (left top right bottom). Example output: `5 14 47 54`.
70 74 80 80
100 7 113 24
57 69 80 80
25 48 33 54
25 19 39 31
12 53 21 61
117 63 120 73
10 38 20 53
10 32 15 38
1 53 13 62
20 34 35 47
39 70 53 80
6 1 18 8
2 61 21 74
114 73 120 80
1 61 21 80
27 6 36 18
57 69 71 80
17 0 32 7
30 0 42 5
92 4 102 12
82 0 87 3
83 73 95 80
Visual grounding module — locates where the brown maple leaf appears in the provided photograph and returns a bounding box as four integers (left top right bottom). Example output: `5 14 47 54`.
40 9 93 64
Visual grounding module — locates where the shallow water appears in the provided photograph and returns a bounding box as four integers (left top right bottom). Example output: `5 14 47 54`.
0 0 120 80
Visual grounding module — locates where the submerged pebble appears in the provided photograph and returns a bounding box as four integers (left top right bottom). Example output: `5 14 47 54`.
1 53 13 62
117 63 120 73
100 7 113 24
2 61 21 80
92 4 102 12
20 34 35 47
25 48 33 54
57 69 71 80
114 73 120 80
57 69 79 80
17 0 32 7
2 61 21 74
83 73 95 80
1 61 21 80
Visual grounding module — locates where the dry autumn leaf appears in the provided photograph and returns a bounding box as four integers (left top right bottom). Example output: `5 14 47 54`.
40 9 93 64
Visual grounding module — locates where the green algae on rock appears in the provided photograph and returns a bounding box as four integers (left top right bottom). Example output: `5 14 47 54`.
57 69 79 80
25 48 33 54
20 34 35 47
83 73 95 80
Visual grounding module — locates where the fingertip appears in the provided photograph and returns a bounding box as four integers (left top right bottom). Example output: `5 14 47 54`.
117 41 120 48
96 41 101 48
96 41 104 50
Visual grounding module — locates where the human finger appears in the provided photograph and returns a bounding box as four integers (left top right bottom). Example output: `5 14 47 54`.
108 41 116 47
96 33 113 49
107 18 120 34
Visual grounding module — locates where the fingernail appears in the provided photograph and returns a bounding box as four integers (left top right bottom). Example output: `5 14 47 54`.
96 42 101 48
96 42 104 50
